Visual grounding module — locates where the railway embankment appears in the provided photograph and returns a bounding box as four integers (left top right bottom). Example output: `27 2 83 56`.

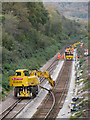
70 55 89 118
57 48 89 119
69 41 89 118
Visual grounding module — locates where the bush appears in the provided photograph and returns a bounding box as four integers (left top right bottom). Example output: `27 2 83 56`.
79 58 86 65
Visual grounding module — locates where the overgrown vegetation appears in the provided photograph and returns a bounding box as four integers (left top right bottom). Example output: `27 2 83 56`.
79 58 86 64
71 100 89 118
71 37 88 118
1 2 87 99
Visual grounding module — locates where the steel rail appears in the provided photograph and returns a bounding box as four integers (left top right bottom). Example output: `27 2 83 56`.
44 61 72 119
58 63 72 104
0 99 22 120
43 61 66 119
39 50 64 84
10 99 32 120
39 86 55 120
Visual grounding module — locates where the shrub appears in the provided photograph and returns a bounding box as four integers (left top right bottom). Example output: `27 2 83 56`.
79 58 86 65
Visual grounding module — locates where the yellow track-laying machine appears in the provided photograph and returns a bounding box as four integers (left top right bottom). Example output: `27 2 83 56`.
65 42 83 60
10 69 55 98
65 47 74 60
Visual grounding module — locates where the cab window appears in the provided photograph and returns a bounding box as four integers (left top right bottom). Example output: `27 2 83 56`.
16 72 21 76
23 71 29 76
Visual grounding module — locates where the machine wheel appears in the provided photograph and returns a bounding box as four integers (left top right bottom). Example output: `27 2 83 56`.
14 87 17 97
31 86 38 98
35 85 38 95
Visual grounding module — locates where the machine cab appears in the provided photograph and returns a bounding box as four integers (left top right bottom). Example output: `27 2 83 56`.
15 69 29 76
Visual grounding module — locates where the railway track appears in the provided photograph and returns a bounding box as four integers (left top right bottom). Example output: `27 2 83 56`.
0 99 22 119
32 60 72 119
0 44 72 119
0 98 32 119
0 49 64 119
39 47 65 83
39 48 65 85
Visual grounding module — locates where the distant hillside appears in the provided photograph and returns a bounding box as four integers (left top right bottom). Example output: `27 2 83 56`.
44 2 88 23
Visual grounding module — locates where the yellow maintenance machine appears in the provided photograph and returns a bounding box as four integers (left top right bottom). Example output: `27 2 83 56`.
71 42 83 48
10 69 55 98
65 42 83 60
65 47 73 60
